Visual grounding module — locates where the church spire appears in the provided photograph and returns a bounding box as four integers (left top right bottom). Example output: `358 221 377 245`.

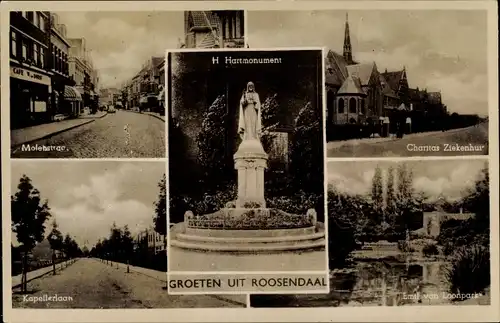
343 12 353 64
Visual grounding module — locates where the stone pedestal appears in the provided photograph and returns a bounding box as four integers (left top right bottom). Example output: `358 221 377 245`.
234 139 268 208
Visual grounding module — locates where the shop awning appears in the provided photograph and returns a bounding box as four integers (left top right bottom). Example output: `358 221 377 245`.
64 86 83 101
74 86 85 95
158 89 165 101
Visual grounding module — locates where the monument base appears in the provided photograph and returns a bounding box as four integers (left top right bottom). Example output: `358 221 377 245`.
170 222 326 253
170 208 326 253
234 139 268 208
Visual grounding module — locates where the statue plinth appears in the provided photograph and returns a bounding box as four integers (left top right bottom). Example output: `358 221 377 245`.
234 139 268 208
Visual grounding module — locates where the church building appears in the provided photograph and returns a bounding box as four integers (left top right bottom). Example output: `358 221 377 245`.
325 13 447 137
326 13 412 131
183 11 245 49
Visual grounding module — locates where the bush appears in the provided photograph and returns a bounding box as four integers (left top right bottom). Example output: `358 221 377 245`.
189 208 312 230
422 243 439 256
267 192 324 221
445 245 490 298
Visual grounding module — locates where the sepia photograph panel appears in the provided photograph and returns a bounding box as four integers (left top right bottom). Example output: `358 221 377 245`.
251 159 491 307
9 10 245 158
167 49 327 293
247 10 489 157
9 160 245 308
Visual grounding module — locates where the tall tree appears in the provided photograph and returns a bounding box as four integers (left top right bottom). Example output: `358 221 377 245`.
11 175 52 293
63 234 72 260
289 102 323 195
463 163 490 236
196 94 231 193
48 220 63 274
121 225 135 264
385 166 396 221
393 163 420 233
260 93 290 197
260 93 280 154
371 166 384 214
109 223 123 261
153 174 167 253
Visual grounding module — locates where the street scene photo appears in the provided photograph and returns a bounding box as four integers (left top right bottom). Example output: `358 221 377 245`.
10 160 246 308
247 10 489 157
167 49 327 274
251 159 490 307
9 10 244 158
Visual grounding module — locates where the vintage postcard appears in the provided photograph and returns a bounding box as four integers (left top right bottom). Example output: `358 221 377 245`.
1 1 499 323
247 10 490 158
166 48 328 294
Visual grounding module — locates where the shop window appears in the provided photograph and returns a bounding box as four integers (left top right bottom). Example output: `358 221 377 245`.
11 31 17 57
338 98 345 113
361 99 365 114
349 98 357 113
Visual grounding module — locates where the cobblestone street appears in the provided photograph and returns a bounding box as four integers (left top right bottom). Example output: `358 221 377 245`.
12 258 245 308
12 110 165 158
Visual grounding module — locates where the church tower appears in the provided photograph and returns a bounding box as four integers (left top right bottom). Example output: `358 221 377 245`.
343 13 353 65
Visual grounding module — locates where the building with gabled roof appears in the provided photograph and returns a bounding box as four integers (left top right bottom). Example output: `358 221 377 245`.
335 75 367 124
184 11 245 49
347 62 377 88
324 12 446 136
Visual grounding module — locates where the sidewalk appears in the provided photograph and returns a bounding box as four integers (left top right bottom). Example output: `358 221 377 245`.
100 259 246 306
12 259 78 288
122 109 165 122
11 112 107 148
104 259 166 282
77 111 108 119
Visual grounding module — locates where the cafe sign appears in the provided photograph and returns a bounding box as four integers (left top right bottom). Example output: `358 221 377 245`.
11 66 51 86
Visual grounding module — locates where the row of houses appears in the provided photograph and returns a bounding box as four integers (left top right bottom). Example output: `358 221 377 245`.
117 11 245 114
325 14 446 136
9 11 99 130
119 56 166 114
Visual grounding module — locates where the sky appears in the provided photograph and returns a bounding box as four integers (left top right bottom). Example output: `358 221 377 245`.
10 161 165 248
327 159 487 201
55 11 184 89
247 10 489 116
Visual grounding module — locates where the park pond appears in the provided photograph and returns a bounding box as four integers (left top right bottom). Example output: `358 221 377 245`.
251 255 490 307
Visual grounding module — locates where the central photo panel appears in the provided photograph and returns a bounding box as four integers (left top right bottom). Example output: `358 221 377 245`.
167 48 328 294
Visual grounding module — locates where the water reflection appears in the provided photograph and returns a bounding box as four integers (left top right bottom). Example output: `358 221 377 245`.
250 258 452 307
333 259 450 306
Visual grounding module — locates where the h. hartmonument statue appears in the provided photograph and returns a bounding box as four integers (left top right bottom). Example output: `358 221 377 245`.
238 82 262 141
